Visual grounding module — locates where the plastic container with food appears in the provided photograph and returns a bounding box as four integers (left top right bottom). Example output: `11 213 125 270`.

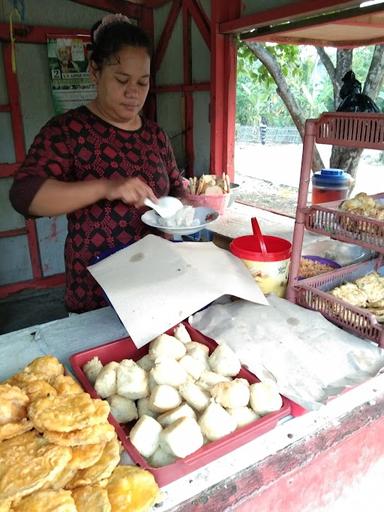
299 255 340 279
70 323 297 487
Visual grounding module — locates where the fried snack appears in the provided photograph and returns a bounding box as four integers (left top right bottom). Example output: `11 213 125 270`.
0 431 72 501
0 499 11 512
0 429 36 450
367 307 384 323
72 485 111 512
70 442 106 470
107 466 159 512
45 465 78 492
29 394 110 433
339 193 384 236
0 418 33 442
47 439 107 490
44 422 116 446
11 489 76 512
67 437 120 488
6 372 43 388
355 272 384 304
21 380 57 403
368 299 384 308
331 282 368 308
0 384 29 425
22 356 64 381
52 375 83 396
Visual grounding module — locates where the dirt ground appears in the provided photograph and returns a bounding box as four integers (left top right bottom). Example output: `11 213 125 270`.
234 143 384 217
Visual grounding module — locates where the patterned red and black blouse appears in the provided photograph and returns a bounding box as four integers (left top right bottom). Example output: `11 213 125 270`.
10 106 185 313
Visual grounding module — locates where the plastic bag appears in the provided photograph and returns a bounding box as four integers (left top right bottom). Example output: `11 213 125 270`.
337 70 380 113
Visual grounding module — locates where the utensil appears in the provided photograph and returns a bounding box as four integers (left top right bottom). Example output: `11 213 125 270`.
144 196 184 218
251 217 267 254
141 207 219 236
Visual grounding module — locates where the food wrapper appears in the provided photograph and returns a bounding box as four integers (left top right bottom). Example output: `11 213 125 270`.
190 295 384 410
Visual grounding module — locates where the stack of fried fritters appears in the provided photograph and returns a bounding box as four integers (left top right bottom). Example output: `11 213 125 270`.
331 271 384 322
0 356 159 511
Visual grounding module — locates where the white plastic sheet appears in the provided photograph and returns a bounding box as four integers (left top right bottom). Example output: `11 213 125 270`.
190 296 384 409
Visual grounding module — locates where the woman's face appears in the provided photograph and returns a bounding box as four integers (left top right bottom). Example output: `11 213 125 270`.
91 46 150 125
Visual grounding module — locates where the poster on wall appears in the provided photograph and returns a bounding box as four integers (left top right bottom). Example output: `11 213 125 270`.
47 35 96 115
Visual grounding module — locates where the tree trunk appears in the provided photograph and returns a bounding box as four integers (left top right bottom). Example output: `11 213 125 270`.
316 46 383 182
246 41 324 172
364 45 384 98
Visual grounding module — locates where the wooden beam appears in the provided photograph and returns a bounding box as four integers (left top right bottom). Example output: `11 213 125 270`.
141 7 157 121
185 0 210 49
153 0 182 72
210 1 241 180
241 3 384 47
145 0 172 7
152 82 210 93
0 163 21 178
0 23 89 43
220 0 363 34
3 44 43 281
0 274 65 300
0 228 28 239
183 4 194 178
68 0 142 18
250 34 384 49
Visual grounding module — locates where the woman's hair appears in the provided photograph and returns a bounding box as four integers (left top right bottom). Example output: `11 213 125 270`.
90 15 152 70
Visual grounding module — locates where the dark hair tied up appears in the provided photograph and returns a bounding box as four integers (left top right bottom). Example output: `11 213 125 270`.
90 15 152 70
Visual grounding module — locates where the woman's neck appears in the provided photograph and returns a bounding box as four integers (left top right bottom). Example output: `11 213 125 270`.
87 100 142 131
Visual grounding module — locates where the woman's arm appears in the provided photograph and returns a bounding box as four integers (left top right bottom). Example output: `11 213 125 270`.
10 115 158 217
28 176 158 217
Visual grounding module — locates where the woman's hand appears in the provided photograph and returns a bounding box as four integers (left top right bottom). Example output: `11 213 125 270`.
105 177 158 208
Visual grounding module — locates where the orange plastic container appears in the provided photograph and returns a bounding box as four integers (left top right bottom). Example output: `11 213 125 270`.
70 323 296 487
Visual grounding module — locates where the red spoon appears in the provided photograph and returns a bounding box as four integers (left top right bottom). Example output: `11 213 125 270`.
251 217 267 254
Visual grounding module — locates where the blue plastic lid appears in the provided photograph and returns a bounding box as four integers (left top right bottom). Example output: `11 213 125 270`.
312 168 349 188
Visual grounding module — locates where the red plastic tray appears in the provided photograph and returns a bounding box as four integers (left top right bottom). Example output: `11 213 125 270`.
70 323 294 487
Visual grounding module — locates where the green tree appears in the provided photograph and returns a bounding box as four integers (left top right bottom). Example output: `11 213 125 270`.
238 41 384 178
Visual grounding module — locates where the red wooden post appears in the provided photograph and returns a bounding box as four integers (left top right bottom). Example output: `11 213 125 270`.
183 3 194 178
153 0 182 73
3 43 43 281
141 6 157 121
210 0 241 181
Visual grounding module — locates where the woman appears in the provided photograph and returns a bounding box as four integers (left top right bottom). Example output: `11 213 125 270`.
9 14 185 313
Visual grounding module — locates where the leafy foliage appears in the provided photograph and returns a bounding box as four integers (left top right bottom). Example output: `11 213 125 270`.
237 41 382 126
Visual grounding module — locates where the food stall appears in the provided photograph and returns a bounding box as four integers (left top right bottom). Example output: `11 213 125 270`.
1 0 384 510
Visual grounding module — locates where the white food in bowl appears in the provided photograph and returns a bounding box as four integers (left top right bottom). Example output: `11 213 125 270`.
157 206 198 228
